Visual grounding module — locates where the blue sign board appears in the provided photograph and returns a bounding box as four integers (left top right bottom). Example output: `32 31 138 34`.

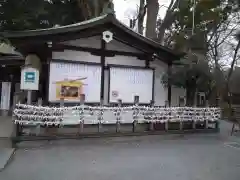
24 72 35 83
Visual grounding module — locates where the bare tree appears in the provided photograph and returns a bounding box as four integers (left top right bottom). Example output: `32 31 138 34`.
206 10 240 105
137 0 146 35
145 0 159 39
226 34 240 106
157 0 180 43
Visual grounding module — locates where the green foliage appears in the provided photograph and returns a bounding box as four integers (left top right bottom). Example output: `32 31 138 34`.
167 0 237 52
162 52 213 93
0 0 84 31
0 0 115 31
160 0 240 105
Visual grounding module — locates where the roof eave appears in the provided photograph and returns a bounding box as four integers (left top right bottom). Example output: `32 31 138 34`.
2 14 110 39
1 14 183 60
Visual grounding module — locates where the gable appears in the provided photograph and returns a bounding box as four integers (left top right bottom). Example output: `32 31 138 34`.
60 36 101 49
106 39 142 53
4 14 181 64
59 36 142 54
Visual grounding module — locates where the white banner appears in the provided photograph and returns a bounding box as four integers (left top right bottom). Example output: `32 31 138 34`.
0 82 11 110
48 62 102 103
109 67 153 103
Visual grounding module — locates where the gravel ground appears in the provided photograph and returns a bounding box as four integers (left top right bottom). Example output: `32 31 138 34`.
0 121 240 180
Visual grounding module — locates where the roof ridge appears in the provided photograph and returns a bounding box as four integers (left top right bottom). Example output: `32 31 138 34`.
2 14 110 34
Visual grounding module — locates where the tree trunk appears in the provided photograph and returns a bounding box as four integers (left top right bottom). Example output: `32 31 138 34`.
93 0 99 17
186 87 196 106
145 0 159 39
77 0 92 20
226 40 240 108
77 0 114 20
157 0 179 44
137 0 146 35
101 0 114 15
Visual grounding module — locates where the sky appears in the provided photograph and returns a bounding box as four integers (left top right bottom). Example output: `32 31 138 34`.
113 0 171 26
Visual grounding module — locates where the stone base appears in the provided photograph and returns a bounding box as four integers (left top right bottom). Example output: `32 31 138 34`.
19 121 219 137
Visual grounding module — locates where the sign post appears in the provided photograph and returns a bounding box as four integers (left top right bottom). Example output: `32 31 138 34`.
20 65 39 104
0 82 11 116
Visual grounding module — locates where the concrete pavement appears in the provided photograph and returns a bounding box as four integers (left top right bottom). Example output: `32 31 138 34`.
0 148 15 171
0 120 240 180
0 116 15 171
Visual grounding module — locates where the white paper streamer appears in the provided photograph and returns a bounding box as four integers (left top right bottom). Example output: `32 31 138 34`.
13 104 221 126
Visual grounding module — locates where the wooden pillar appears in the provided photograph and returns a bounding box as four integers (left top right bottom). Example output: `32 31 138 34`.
44 44 53 106
167 62 172 107
100 39 106 102
145 55 155 104
44 60 50 105
9 75 15 114
145 58 150 68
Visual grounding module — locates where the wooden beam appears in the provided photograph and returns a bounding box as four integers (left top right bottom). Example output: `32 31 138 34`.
145 56 152 68
52 44 148 59
0 59 24 66
145 60 150 68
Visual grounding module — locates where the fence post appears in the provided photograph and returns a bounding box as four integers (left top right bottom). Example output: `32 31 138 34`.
179 108 183 131
98 99 104 133
116 99 122 133
215 97 220 130
60 97 64 107
165 100 168 108
59 97 64 133
35 98 42 136
192 108 196 130
149 100 155 131
165 101 169 131
14 100 21 143
133 96 139 132
79 94 85 134
205 101 209 129
37 98 43 106
215 108 220 130
47 97 64 136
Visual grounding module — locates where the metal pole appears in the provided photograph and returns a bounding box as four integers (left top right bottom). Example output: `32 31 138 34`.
27 90 32 105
